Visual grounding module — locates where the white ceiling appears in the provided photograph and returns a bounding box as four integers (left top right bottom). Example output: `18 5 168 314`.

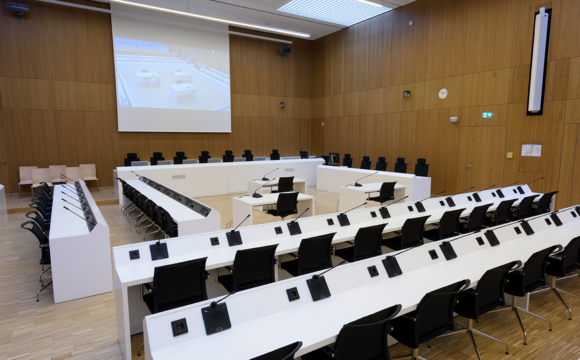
103 0 416 40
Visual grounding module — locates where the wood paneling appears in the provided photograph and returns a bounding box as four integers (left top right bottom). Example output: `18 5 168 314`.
548 0 580 60
557 123 578 209
511 0 554 67
366 15 391 90
545 59 571 101
384 82 425 113
53 81 101 112
462 69 511 107
509 65 531 104
460 105 508 127
99 84 116 112
566 99 580 123
0 77 54 110
424 76 463 110
464 126 506 191
568 57 580 99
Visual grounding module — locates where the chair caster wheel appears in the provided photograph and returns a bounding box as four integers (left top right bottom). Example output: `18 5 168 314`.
549 329 552 331
506 352 509 355
524 343 527 345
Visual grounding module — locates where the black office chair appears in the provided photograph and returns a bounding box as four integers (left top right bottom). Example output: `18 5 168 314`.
342 154 353 168
150 152 164 165
271 176 294 193
424 208 465 241
173 151 187 164
163 209 178 238
510 194 539 220
367 182 397 205
243 150 254 161
138 258 209 356
414 158 429 177
124 153 139 167
486 198 517 226
448 261 521 357
532 191 558 215
270 149 281 160
199 151 211 163
223 150 234 162
459 203 492 233
21 221 52 302
493 245 562 345
281 233 335 276
389 280 471 360
267 192 299 220
539 236 580 320
394 157 407 173
217 244 278 293
360 156 372 170
322 156 330 165
25 210 50 232
335 224 386 263
382 215 430 250
141 200 159 240
300 150 309 159
251 342 303 360
376 157 388 171
29 200 51 220
302 304 402 360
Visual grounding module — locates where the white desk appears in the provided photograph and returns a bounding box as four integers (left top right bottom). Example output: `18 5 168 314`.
247 178 307 196
171 71 193 83
112 185 546 359
339 182 406 212
169 83 197 103
141 207 580 359
125 179 220 235
317 166 430 202
115 159 324 203
233 193 314 227
50 181 112 303
135 72 160 87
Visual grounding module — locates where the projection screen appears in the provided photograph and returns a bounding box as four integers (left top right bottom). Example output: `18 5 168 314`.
111 5 231 132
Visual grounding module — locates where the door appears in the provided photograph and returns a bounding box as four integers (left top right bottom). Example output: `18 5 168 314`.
462 126 506 191
0 129 10 194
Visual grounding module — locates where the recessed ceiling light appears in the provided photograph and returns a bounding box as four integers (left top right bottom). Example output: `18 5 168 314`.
278 0 391 27
109 0 310 38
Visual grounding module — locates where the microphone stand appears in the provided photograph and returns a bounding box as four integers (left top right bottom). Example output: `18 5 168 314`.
337 202 367 227
382 244 424 277
260 168 278 181
473 184 495 202
307 261 346 302
226 214 250 246
517 177 544 194
378 196 409 219
287 207 310 235
439 230 480 261
348 172 378 187
252 178 276 198
445 186 475 207
63 206 96 226
415 191 446 212
496 181 518 198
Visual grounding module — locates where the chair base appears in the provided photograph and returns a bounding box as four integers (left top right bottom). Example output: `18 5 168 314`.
530 274 580 320
488 295 552 345
37 280 52 302
391 348 427 360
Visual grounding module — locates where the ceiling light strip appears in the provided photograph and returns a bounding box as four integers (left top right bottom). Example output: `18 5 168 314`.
109 0 310 38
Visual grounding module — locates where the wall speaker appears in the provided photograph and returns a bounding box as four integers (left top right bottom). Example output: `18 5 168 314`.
527 7 551 116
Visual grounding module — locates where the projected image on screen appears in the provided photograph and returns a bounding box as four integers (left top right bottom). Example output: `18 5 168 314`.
114 37 230 111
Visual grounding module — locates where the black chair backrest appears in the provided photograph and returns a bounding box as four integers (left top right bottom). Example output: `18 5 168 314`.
250 341 303 360
199 151 210 163
322 155 330 165
414 158 429 177
277 176 294 192
223 150 235 162
155 205 166 228
376 157 387 171
233 244 278 292
297 233 335 274
360 156 372 170
146 199 157 220
29 201 50 219
515 195 539 219
174 151 187 164
25 211 49 232
394 157 407 173
378 182 397 202
494 199 518 224
561 236 580 273
475 261 520 316
536 191 558 214
270 149 280 160
332 304 402 360
415 280 470 343
343 154 353 168
151 257 208 313
354 224 387 259
300 150 309 159
439 208 465 238
276 192 299 217
164 210 178 237
124 153 139 167
400 215 430 248
150 152 164 165
467 203 493 231
243 150 254 161
522 245 561 292
21 221 48 245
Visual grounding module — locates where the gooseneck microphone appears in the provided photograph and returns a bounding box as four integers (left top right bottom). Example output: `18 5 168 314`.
261 168 278 181
517 177 544 194
496 181 518 198
340 202 367 216
312 261 346 280
61 189 86 204
446 187 475 207
131 171 142 178
383 243 423 277
226 214 251 246
337 202 367 226
60 173 75 182
287 207 310 236
290 207 310 224
349 172 378 187
473 184 495 202
211 291 235 308
62 198 84 211
378 196 409 219
252 178 276 198
230 214 250 234
439 230 481 260
415 191 446 212
63 206 96 226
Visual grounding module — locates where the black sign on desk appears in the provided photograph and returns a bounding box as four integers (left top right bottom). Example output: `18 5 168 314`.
201 303 232 335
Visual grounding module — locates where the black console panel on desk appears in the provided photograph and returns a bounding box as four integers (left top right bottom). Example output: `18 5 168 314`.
75 180 96 232
141 177 212 217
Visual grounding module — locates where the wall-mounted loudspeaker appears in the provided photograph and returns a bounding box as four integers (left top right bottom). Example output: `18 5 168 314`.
527 7 551 116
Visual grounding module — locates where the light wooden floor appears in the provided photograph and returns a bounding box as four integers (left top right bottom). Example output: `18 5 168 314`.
3 187 580 360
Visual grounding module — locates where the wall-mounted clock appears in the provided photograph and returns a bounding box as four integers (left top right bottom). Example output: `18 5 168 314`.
438 88 448 99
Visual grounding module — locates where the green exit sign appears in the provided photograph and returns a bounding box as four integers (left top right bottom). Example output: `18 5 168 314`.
482 112 493 118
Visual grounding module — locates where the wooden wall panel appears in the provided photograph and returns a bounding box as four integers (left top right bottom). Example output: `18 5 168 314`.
511 0 554 67
99 84 117 112
384 82 425 113
53 81 102 112
0 77 54 110
566 99 580 123
424 76 463 110
460 105 508 127
548 0 580 61
509 65 531 104
462 69 510 107
367 15 391 90
556 123 578 209
0 0 52 80
545 59 571 101
568 57 580 99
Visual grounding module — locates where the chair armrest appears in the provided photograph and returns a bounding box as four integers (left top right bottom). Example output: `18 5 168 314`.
39 243 50 248
346 241 354 246
225 266 234 273
144 283 154 293
320 346 334 357
288 253 298 259
205 271 210 279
